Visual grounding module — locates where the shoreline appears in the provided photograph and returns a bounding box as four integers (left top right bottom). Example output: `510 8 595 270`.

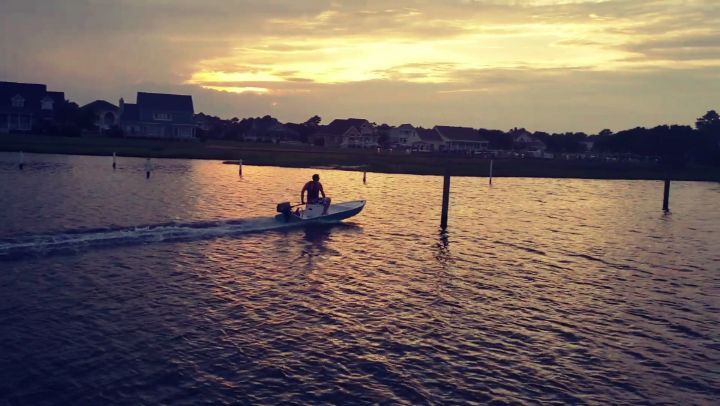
2 134 719 181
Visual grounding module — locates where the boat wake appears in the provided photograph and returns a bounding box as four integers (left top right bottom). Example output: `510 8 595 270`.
0 217 294 260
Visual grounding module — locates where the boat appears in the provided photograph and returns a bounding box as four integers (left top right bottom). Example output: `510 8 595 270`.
275 200 365 224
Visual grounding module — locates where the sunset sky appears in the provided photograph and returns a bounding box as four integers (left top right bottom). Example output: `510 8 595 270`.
1 0 719 132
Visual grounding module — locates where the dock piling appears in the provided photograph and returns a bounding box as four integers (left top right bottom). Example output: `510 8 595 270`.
239 159 243 176
489 159 494 185
112 152 116 170
441 170 451 229
363 170 367 184
663 178 670 212
18 151 24 170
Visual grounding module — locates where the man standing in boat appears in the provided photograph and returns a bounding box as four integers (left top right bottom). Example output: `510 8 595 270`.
301 174 331 215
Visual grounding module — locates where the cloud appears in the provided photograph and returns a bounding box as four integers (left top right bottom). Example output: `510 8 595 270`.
1 0 718 133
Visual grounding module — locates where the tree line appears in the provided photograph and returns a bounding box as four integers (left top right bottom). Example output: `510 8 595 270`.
33 100 720 166
195 111 720 165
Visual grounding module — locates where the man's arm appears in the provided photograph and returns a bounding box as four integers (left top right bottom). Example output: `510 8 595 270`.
300 183 307 204
319 183 326 198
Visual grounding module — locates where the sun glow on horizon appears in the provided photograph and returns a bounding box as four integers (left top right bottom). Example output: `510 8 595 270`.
201 85 270 94
184 7 694 95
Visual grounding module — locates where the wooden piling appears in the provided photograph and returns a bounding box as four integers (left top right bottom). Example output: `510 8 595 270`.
112 152 116 170
18 151 24 170
145 158 152 179
441 170 451 229
489 159 494 185
663 178 670 212
239 159 243 176
363 170 367 184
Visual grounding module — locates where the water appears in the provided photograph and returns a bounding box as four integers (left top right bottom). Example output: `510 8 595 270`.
0 152 718 404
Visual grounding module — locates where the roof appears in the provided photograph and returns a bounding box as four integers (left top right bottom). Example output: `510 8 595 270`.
325 118 370 136
397 123 415 130
137 92 194 113
435 125 486 141
312 125 333 136
0 81 48 111
417 128 443 142
121 103 140 121
82 100 118 112
46 91 65 104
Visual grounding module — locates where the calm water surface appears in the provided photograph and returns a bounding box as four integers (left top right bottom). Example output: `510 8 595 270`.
0 152 718 404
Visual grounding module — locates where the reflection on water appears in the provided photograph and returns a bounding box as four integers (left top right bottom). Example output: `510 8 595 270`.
0 152 718 405
435 230 453 266
297 224 359 263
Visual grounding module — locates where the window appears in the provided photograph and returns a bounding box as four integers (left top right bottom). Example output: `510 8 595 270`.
11 95 25 108
153 112 172 121
41 96 54 110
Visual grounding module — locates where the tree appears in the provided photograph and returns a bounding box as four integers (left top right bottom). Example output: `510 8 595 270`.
694 110 720 164
696 110 720 131
304 115 321 127
479 128 512 150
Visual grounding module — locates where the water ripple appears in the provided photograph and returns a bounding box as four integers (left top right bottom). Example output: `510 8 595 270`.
0 153 718 404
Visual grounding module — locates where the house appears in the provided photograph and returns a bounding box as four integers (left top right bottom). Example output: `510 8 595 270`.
194 112 216 132
510 128 547 157
269 124 301 144
389 124 420 147
245 119 299 143
309 125 343 147
413 128 444 152
82 100 119 132
317 118 378 148
434 125 489 153
0 81 64 133
243 117 281 142
580 139 595 152
118 92 197 139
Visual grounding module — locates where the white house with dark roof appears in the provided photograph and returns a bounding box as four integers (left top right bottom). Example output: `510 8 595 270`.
312 118 377 148
389 124 420 147
0 81 64 133
510 128 547 157
434 125 489 153
414 128 444 152
118 92 197 139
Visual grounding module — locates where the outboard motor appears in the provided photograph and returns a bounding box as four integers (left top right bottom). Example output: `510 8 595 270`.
276 202 292 222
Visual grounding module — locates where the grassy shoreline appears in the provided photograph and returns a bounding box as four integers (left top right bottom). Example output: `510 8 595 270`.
2 134 719 181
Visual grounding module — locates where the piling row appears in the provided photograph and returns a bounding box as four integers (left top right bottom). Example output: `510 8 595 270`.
12 152 674 226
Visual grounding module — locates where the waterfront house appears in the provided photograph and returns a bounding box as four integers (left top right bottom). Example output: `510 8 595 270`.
243 117 279 142
320 118 378 148
82 100 119 133
244 119 299 143
434 125 489 153
580 139 595 152
389 124 421 148
309 125 340 147
118 92 197 139
510 128 548 157
0 81 64 134
414 128 444 152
